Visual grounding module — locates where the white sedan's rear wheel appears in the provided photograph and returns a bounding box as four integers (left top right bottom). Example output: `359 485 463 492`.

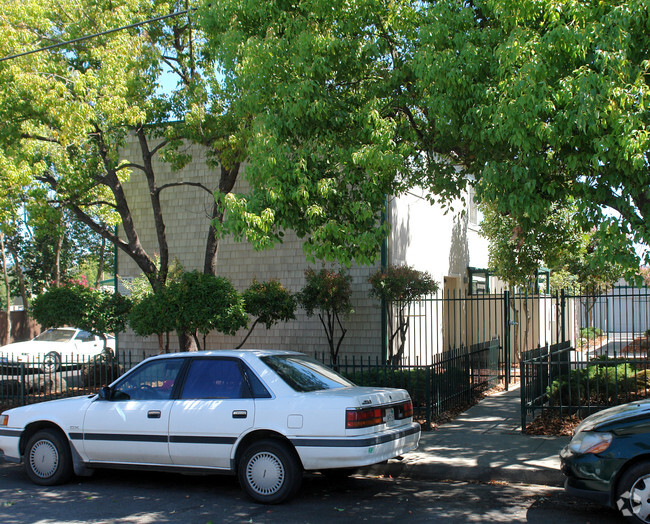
238 439 302 504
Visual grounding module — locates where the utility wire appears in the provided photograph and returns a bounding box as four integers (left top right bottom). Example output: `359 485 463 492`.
0 8 196 63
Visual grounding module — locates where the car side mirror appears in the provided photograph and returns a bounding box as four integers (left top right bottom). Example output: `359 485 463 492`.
97 386 112 401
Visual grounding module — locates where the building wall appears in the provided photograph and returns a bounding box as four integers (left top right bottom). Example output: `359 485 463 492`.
116 140 382 360
387 187 490 363
388 188 489 293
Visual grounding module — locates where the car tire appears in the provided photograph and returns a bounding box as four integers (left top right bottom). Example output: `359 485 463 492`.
238 439 302 504
616 461 650 523
24 429 73 486
42 352 62 374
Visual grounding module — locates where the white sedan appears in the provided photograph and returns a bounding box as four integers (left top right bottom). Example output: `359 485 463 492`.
0 349 420 503
0 327 115 372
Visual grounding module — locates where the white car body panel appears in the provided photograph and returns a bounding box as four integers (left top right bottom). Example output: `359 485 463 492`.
169 398 255 468
82 399 174 465
0 328 115 368
0 349 420 480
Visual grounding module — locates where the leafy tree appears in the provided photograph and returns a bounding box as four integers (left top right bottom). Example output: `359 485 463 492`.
129 271 247 351
0 0 246 346
237 279 296 349
369 265 438 365
480 201 624 358
297 269 353 367
129 290 177 353
30 284 132 352
640 268 650 287
199 0 650 272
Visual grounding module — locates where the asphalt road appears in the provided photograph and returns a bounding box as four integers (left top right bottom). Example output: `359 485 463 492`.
0 462 623 523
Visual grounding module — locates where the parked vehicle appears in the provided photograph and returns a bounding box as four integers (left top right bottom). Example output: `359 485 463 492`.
560 400 650 523
0 349 420 503
0 327 115 373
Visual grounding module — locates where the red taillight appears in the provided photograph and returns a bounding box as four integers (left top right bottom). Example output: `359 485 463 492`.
346 407 382 429
401 401 413 419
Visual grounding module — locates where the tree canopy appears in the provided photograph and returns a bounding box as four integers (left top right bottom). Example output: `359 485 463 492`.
0 0 245 300
200 0 650 271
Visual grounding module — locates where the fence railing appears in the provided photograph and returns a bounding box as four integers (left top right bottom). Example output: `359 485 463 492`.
520 333 650 432
316 337 500 428
0 350 147 409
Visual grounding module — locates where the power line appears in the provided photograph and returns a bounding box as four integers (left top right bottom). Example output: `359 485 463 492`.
0 8 196 63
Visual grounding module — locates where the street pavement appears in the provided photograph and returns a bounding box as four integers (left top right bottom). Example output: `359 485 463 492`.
371 385 570 486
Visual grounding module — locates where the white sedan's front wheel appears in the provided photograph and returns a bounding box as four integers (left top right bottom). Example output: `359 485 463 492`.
238 439 302 504
24 429 73 486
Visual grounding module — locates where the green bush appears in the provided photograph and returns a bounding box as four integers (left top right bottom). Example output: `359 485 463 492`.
580 327 604 340
342 366 468 407
548 359 639 405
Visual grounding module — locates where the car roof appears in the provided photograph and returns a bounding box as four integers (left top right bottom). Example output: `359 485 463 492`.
144 349 306 361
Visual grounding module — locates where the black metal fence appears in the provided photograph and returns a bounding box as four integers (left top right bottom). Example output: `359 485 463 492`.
520 285 650 432
316 336 500 428
0 351 146 409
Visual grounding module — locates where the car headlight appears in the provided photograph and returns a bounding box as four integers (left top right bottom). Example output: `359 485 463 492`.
568 431 613 455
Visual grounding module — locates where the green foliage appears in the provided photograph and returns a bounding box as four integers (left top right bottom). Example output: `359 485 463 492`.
129 291 175 341
243 279 296 329
236 278 296 348
548 359 641 406
129 271 247 348
369 264 439 364
298 269 353 319
30 284 132 341
30 285 90 329
297 268 353 365
369 265 438 303
343 365 467 408
200 0 650 273
580 327 604 341
481 201 624 290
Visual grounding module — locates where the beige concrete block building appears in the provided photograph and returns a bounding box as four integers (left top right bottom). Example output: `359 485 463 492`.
116 139 489 362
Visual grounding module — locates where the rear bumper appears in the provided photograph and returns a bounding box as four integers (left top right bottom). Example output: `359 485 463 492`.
292 422 421 470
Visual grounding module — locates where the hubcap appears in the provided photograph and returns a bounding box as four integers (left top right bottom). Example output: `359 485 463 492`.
245 451 285 496
29 439 59 479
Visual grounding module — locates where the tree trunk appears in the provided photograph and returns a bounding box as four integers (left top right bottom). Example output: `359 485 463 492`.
95 235 106 289
204 164 240 276
0 232 11 345
8 242 28 309
54 234 63 287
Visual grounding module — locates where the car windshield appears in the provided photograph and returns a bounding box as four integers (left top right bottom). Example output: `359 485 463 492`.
262 355 354 392
34 329 75 343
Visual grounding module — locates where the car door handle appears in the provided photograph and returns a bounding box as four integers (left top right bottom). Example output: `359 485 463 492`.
148 410 161 419
232 410 247 419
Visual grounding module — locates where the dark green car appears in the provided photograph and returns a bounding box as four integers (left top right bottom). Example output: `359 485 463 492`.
560 400 650 523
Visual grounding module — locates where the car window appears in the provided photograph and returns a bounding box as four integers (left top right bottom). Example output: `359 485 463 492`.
74 331 95 343
34 329 75 343
112 358 184 401
180 359 250 399
261 355 354 392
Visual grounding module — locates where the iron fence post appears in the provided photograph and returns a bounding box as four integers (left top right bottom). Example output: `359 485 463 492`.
426 365 432 430
504 290 511 389
520 353 526 433
19 363 25 406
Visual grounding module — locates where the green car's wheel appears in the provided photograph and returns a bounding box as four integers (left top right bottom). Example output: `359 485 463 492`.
617 461 650 523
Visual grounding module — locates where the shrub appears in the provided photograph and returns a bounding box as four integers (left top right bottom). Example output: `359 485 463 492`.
548 359 640 405
580 327 604 340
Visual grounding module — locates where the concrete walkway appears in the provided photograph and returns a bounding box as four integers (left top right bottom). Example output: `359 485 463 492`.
372 385 570 486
